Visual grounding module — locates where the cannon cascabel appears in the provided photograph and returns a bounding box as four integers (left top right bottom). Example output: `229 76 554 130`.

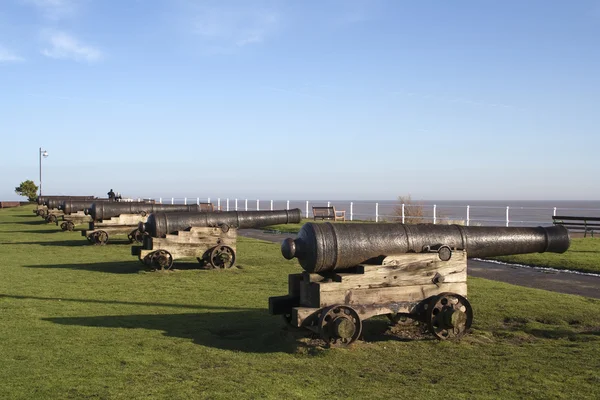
140 209 302 237
281 222 571 273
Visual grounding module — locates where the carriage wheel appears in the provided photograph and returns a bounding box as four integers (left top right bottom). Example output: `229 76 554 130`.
95 230 109 245
46 214 57 224
318 305 362 346
60 222 68 231
209 245 236 269
425 292 473 340
151 250 173 271
66 221 75 231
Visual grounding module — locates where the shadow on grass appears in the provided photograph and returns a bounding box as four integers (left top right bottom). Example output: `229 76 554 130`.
2 240 91 247
24 260 222 273
44 310 300 353
1 293 252 311
524 327 600 341
24 261 144 273
3 229 68 234
18 220 50 225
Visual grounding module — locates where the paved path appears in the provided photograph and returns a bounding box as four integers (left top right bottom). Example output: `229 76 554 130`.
239 229 600 299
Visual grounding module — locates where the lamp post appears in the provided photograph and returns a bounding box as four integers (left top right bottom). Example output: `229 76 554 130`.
39 147 48 196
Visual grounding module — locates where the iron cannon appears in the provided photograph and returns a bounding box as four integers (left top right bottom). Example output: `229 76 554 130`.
88 202 214 221
132 209 303 270
60 199 113 215
282 223 570 273
139 209 302 238
37 195 95 206
270 222 571 346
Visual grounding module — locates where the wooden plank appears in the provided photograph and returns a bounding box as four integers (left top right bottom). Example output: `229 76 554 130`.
329 263 466 290
96 213 147 226
316 281 467 308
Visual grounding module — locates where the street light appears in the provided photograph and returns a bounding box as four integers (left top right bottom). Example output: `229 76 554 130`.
39 147 49 196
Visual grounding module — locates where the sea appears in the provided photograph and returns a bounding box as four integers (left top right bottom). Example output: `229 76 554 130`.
158 198 600 227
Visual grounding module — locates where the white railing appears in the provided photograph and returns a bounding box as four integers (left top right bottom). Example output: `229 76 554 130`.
151 197 600 227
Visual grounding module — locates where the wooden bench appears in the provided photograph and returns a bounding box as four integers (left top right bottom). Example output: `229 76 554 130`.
552 215 600 238
312 206 346 221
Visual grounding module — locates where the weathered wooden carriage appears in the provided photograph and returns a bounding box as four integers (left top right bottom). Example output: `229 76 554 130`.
269 222 571 346
132 209 302 271
82 202 214 244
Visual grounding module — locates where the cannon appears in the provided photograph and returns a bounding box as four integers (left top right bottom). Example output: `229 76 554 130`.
132 209 302 270
82 203 214 244
55 199 112 230
88 202 213 221
269 223 570 346
34 195 95 218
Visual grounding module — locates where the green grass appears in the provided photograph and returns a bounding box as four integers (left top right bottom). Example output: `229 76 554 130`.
1 205 599 399
491 238 600 274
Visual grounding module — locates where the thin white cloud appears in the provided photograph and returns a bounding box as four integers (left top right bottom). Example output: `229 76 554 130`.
22 0 79 20
193 6 279 48
0 46 24 63
41 31 102 63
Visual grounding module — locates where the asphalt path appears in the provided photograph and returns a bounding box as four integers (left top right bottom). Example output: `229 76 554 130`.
239 229 600 299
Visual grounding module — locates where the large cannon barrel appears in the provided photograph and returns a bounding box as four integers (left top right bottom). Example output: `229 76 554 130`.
39 195 96 207
281 223 571 273
140 209 302 237
88 202 214 220
60 199 112 214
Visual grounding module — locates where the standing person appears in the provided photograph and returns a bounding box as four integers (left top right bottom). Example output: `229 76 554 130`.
107 189 116 201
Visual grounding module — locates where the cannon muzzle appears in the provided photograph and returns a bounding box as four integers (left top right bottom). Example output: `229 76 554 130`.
140 209 302 237
282 223 571 273
88 202 213 220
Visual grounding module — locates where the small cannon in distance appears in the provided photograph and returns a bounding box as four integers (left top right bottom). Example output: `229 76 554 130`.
82 202 215 244
88 202 214 221
270 222 570 346
132 209 302 270
34 195 96 218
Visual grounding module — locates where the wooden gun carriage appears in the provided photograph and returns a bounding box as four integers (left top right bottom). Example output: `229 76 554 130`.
82 202 214 244
132 209 302 271
82 213 149 245
269 222 571 346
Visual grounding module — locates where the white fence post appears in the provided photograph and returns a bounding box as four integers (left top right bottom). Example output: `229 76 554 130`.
553 207 557 216
375 202 379 222
184 197 187 205
235 198 238 211
402 204 405 224
433 204 437 224
466 205 470 226
286 200 290 210
506 206 510 227
226 198 229 211
256 199 260 211
217 198 221 210
171 197 174 205
208 197 210 205
245 199 248 211
327 201 331 207
306 201 309 218
350 202 353 221
159 197 162 204
196 197 199 205
270 200 273 211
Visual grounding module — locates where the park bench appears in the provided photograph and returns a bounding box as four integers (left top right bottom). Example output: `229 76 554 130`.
552 215 600 238
312 206 346 221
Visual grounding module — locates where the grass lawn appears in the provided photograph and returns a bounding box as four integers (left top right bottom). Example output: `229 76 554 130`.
1 205 599 399
490 238 600 274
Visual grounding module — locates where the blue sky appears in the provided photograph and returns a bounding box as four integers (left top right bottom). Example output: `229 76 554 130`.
1 0 599 201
